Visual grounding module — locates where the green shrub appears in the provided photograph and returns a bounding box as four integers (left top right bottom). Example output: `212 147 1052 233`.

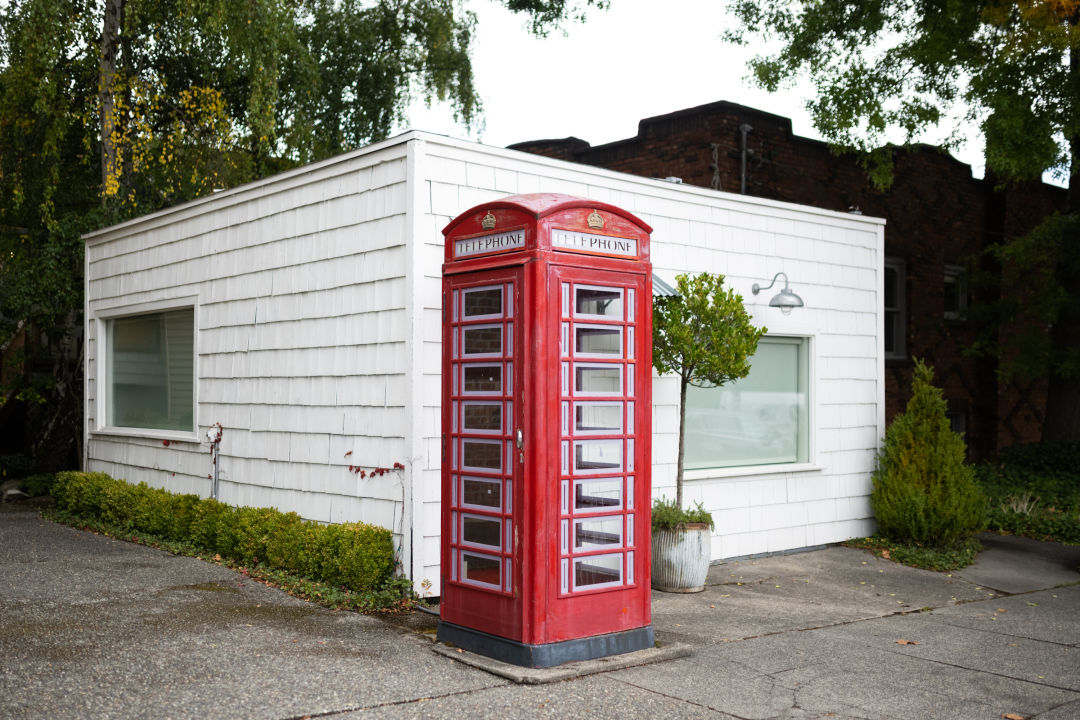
50 471 396 594
18 473 56 497
651 496 714 531
871 360 987 548
975 442 1080 543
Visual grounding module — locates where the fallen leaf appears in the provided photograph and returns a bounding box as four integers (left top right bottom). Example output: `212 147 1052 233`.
881 549 891 559
997 608 1007 613
456 648 463 653
896 639 919 645
1001 713 1026 720
709 604 716 608
1027 602 1039 607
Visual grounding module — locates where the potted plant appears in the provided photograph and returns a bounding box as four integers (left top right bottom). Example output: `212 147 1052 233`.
651 272 765 592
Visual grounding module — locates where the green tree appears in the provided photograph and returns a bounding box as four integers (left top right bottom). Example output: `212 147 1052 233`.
652 272 765 508
725 0 1080 443
871 359 987 548
0 0 607 469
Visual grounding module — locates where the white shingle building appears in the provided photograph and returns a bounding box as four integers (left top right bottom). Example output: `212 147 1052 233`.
83 131 885 593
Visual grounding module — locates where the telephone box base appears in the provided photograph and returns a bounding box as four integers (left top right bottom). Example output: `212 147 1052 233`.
436 621 655 668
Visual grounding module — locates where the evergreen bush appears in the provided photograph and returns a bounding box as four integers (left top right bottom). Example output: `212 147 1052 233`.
51 471 395 594
871 359 987 547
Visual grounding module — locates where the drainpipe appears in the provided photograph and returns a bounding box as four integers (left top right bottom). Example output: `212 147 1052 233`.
739 123 753 194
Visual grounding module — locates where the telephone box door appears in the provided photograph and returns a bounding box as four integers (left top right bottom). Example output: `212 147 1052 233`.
441 267 524 640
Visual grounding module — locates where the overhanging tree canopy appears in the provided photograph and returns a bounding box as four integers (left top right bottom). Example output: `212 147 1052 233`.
0 0 607 467
725 0 1080 442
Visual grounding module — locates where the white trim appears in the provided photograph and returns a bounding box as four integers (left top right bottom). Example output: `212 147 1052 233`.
685 463 824 481
92 297 200 440
403 136 426 584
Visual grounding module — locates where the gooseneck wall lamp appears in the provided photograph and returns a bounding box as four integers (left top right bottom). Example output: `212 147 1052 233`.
752 272 804 315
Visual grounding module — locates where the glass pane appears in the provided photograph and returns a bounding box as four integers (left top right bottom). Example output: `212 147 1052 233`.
463 365 501 393
575 287 622 317
463 440 501 470
463 288 502 317
575 403 622 433
574 440 622 473
463 326 501 355
685 338 809 469
884 313 896 354
575 365 621 395
574 554 621 588
463 403 501 432
575 326 621 356
463 515 501 549
575 478 622 511
462 477 500 509
462 553 500 587
575 516 623 550
108 309 194 432
883 266 897 308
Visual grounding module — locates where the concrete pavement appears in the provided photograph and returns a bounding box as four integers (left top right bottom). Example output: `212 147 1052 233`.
2 503 1078 719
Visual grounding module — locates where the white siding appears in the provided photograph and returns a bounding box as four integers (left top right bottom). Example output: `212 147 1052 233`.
85 142 414 542
84 131 885 591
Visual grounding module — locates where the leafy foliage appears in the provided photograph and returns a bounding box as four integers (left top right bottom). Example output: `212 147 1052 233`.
976 442 1080 543
724 0 1079 188
652 272 765 508
0 0 606 470
725 0 1080 442
50 470 396 595
651 496 714 531
871 359 987 548
845 535 982 572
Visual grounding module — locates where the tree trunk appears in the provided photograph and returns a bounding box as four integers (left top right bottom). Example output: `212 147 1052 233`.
677 374 688 509
99 0 122 199
1041 22 1080 444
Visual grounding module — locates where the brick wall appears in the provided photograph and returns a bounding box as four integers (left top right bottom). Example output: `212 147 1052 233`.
511 100 1067 458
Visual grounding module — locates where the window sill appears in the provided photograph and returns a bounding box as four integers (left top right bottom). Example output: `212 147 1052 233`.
90 427 201 444
684 462 823 481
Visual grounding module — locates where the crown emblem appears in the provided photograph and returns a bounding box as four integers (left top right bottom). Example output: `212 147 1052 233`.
587 210 604 230
481 211 497 230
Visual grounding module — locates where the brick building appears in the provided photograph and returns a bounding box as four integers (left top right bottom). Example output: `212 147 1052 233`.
511 101 1067 459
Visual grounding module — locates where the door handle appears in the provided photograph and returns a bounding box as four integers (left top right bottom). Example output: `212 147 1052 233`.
515 429 524 449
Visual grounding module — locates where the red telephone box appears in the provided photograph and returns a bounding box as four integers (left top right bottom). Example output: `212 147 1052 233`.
437 193 654 667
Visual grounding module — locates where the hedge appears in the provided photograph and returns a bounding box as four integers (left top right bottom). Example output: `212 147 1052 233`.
51 471 395 594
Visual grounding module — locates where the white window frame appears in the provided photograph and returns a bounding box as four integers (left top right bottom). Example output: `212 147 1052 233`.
93 297 199 442
683 334 817 477
884 257 906 360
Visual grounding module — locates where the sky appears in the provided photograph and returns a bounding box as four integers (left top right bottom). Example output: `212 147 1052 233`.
398 0 991 180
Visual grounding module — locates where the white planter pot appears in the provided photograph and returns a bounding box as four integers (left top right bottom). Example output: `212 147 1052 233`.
651 523 711 593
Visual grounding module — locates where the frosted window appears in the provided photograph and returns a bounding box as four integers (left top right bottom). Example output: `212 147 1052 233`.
685 337 810 469
107 309 194 432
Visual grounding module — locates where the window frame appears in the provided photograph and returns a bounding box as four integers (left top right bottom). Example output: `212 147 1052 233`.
943 264 968 321
93 297 199 442
884 257 906 360
682 334 815 475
